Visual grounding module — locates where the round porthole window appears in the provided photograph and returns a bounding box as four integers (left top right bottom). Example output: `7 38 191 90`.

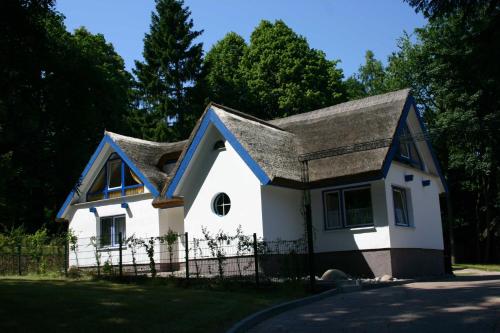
213 193 231 216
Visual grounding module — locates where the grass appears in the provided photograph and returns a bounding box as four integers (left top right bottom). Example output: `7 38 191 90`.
453 263 500 272
0 276 307 333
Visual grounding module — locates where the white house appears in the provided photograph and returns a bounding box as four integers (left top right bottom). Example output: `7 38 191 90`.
57 89 447 277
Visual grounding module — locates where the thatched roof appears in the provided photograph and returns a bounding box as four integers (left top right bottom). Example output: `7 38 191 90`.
112 89 412 201
269 89 410 185
106 131 187 192
211 106 303 182
203 89 410 187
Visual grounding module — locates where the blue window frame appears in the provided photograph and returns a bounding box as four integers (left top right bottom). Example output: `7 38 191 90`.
87 153 143 202
396 124 424 170
323 185 374 230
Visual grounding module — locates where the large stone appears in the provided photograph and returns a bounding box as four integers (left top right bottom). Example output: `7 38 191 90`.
380 274 393 282
321 269 348 281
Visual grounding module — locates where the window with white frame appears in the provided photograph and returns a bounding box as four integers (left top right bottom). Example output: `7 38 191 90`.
323 186 374 230
324 191 342 229
392 186 410 226
99 215 126 248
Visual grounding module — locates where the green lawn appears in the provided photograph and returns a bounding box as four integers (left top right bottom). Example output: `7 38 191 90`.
0 276 307 332
453 263 500 272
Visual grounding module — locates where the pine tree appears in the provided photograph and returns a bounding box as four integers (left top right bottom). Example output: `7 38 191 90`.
133 0 203 141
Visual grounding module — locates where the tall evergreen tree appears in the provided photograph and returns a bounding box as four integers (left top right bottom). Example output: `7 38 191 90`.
133 0 203 141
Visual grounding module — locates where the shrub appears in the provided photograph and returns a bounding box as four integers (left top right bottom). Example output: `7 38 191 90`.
159 229 179 273
67 266 82 279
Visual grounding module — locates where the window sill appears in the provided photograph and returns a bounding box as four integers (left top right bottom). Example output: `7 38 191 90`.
97 246 126 252
73 192 152 207
324 224 376 233
395 224 415 229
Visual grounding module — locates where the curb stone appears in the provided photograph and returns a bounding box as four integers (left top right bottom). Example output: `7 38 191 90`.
226 287 340 333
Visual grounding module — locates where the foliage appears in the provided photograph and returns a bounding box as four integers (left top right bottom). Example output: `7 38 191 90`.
191 238 202 278
233 225 252 277
345 50 388 99
133 0 204 141
89 236 102 277
102 260 113 276
202 227 230 279
239 20 346 119
204 32 248 110
67 266 82 279
138 237 157 277
25 227 48 273
0 1 132 233
125 234 141 276
67 229 79 268
158 228 179 272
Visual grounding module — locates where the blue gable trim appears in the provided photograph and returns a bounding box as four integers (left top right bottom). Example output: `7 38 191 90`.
382 96 448 193
413 104 449 193
382 96 413 177
56 135 159 219
166 108 271 198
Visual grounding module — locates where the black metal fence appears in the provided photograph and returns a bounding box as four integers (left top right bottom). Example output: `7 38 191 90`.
0 232 310 284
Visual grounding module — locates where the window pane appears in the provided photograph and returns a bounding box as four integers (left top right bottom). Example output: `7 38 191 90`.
89 168 106 194
409 141 422 167
393 188 409 226
213 193 230 216
398 126 410 158
124 164 141 187
113 216 126 245
325 192 341 229
100 217 112 247
344 188 373 227
108 159 121 188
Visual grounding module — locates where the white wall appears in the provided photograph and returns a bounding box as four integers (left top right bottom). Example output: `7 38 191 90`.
68 194 161 267
159 206 185 264
180 124 264 241
310 179 391 253
261 185 304 240
385 162 444 250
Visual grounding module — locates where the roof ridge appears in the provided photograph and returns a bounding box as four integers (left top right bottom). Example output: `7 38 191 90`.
270 88 411 125
209 103 286 132
105 131 187 147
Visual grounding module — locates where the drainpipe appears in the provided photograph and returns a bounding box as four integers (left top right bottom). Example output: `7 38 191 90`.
301 160 316 289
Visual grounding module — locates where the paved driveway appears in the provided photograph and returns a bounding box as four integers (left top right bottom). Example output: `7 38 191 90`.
250 273 500 333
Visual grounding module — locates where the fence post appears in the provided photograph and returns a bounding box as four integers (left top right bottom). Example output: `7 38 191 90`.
118 232 123 278
185 232 189 281
17 242 22 276
253 233 259 286
64 239 68 277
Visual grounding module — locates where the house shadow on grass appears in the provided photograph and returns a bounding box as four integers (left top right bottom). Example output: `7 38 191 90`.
0 277 304 333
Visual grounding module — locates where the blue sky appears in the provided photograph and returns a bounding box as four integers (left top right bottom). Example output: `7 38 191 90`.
56 0 426 77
